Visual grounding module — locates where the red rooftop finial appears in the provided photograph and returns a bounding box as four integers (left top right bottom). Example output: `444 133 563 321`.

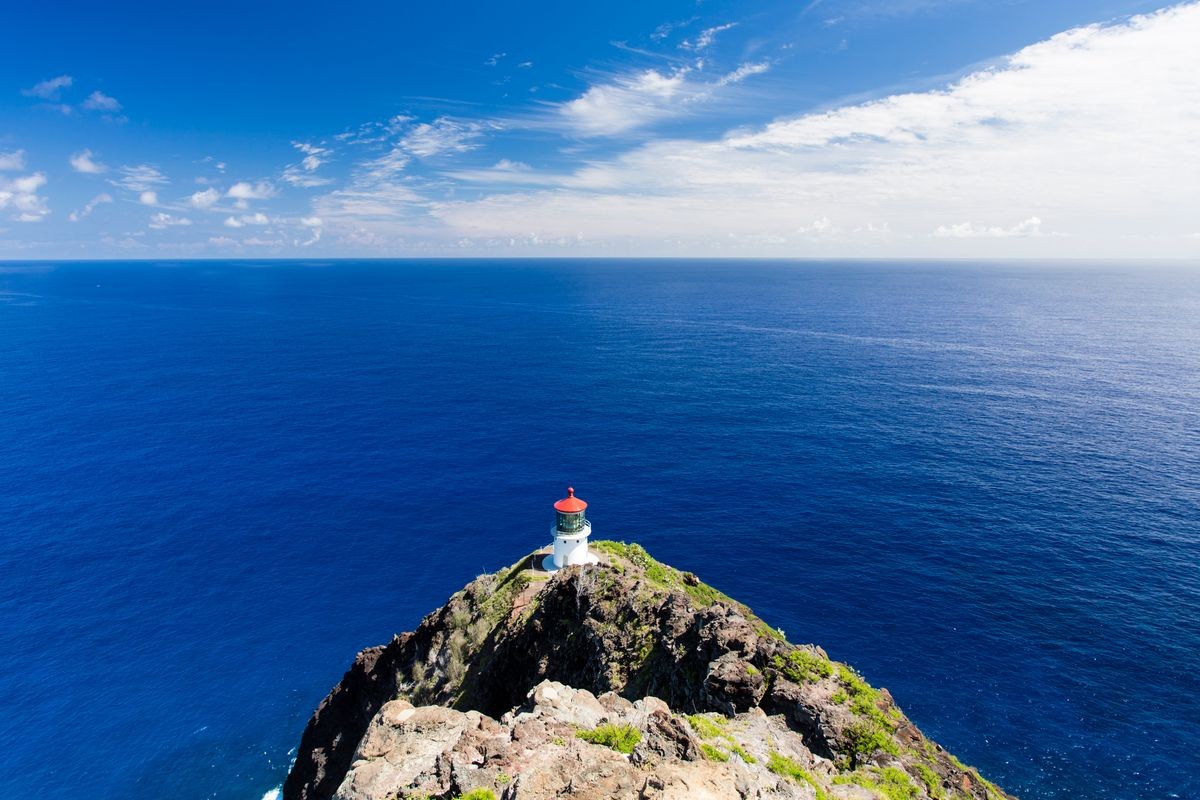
554 485 587 513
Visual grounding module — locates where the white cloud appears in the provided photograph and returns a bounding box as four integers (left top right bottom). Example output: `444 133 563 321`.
139 191 159 206
681 22 736 51
223 212 270 228
189 187 221 208
715 61 771 87
484 52 506 66
428 3 1200 256
148 212 192 229
552 61 770 136
557 69 692 136
0 150 25 171
69 149 107 174
82 91 122 112
399 118 486 157
226 180 277 208
111 164 168 193
68 193 113 221
283 142 333 186
0 172 50 221
22 75 72 100
934 217 1044 238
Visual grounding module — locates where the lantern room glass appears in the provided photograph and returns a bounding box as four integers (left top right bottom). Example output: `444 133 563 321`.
556 510 586 532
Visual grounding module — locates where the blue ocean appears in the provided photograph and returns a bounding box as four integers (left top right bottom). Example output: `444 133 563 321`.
1 260 1197 800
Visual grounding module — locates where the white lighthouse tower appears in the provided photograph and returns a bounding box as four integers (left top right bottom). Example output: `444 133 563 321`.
542 486 600 572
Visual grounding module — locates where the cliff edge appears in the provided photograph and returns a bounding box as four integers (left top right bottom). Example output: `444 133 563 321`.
283 542 1013 800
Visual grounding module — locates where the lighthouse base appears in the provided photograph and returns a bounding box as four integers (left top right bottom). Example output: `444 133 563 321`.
540 548 599 573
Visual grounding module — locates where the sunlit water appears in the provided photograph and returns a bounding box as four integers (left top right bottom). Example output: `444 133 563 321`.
1 260 1197 799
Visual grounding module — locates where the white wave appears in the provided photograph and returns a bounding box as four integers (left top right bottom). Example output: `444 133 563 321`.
260 788 281 800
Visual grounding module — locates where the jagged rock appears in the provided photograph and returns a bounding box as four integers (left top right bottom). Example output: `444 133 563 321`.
285 543 1014 800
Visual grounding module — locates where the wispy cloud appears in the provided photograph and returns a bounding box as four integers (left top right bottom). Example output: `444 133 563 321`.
69 149 107 174
223 212 270 228
69 193 113 221
22 75 72 100
934 217 1044 238
148 212 192 229
82 90 121 112
400 117 489 157
680 22 737 51
551 60 772 137
282 142 333 187
0 150 25 171
111 164 168 193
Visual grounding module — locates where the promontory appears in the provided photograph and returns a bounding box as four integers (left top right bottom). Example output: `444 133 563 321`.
282 540 1012 800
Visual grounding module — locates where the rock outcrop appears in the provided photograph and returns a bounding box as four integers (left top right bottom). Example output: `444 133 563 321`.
284 542 1013 800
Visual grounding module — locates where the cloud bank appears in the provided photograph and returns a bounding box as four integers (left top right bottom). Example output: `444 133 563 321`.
421 3 1200 256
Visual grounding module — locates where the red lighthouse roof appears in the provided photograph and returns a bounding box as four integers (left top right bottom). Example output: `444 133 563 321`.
554 486 588 513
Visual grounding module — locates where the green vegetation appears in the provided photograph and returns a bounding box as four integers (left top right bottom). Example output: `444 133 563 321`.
844 720 899 764
452 790 497 800
727 742 758 764
833 767 918 800
700 743 730 762
766 753 830 800
685 713 727 739
576 723 642 754
771 648 834 683
830 690 848 704
494 772 511 786
832 663 900 764
592 541 741 609
913 763 944 799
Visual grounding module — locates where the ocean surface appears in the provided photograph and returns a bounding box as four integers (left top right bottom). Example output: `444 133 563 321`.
1 260 1197 800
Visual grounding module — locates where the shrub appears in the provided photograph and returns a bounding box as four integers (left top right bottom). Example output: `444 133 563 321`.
843 720 899 765
771 648 834 683
576 723 641 754
700 743 729 762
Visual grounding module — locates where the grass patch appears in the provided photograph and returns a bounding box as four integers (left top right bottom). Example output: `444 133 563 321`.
700 743 730 762
576 723 641 754
767 753 829 800
833 767 918 800
591 541 788 641
771 648 834 683
453 791 496 800
728 742 757 764
831 690 848 704
685 713 727 739
913 763 944 799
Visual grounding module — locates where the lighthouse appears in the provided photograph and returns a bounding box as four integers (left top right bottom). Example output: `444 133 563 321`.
542 486 600 572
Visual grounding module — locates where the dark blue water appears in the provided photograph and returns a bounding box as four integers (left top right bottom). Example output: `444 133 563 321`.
2 260 1198 800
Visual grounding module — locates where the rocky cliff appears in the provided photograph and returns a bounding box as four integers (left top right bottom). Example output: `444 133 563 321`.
283 542 1013 800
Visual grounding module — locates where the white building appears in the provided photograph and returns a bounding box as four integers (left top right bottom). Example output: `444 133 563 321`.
542 486 599 571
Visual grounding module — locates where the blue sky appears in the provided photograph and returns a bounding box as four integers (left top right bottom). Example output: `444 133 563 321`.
1 0 1197 258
